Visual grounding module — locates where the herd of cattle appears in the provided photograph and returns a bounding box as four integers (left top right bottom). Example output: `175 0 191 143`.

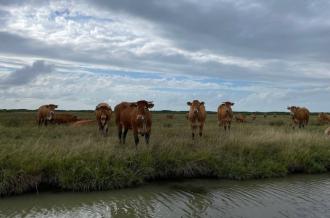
36 100 329 146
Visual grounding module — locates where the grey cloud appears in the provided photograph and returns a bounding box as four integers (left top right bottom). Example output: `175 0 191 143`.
88 0 330 61
0 60 54 85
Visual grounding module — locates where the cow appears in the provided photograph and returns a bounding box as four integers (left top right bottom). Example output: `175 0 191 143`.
71 119 96 127
287 106 310 129
95 103 113 136
235 113 246 123
53 113 79 124
318 113 330 124
37 104 58 126
187 100 206 139
115 100 154 147
217 101 234 131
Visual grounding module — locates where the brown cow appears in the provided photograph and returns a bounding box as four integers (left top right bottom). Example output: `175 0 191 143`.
287 106 310 128
115 100 154 146
318 113 330 123
95 103 113 136
53 113 79 124
187 100 206 139
217 101 234 131
37 104 58 126
235 114 246 123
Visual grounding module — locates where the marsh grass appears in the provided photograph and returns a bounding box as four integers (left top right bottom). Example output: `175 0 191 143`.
0 111 330 196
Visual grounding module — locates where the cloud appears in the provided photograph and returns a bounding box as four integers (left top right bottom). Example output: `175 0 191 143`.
0 1 330 111
0 60 54 86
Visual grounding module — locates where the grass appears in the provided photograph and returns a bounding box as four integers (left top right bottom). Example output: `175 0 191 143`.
0 111 330 196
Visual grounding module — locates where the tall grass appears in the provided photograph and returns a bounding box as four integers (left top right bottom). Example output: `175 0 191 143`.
0 112 330 196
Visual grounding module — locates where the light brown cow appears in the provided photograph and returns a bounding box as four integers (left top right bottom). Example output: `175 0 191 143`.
95 103 113 136
187 100 206 139
115 100 154 146
53 113 79 124
235 114 246 123
217 101 234 131
37 104 58 126
318 113 330 124
287 106 310 129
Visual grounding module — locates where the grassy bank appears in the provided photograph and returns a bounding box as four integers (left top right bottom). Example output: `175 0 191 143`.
1 111 330 196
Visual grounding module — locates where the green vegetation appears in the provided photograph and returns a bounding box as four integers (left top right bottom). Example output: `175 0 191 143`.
0 111 330 196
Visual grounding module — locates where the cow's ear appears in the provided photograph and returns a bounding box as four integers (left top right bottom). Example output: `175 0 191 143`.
200 101 205 105
187 102 192 106
54 105 58 108
231 102 234 106
148 103 154 108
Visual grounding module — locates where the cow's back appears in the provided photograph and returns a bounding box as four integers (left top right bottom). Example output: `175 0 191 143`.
115 102 134 128
295 107 309 121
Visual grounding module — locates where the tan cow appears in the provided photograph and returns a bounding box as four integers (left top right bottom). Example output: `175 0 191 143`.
235 113 246 123
217 101 234 131
287 106 310 128
37 104 58 126
187 100 206 139
95 103 113 136
115 100 153 146
318 113 330 124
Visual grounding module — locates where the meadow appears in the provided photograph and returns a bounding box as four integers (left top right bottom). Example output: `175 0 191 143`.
1 110 330 196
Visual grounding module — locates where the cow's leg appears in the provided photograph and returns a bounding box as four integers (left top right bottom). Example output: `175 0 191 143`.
118 125 123 143
133 131 139 147
44 119 48 126
199 123 204 137
38 118 42 127
145 132 150 144
123 128 129 144
191 124 197 139
103 123 108 137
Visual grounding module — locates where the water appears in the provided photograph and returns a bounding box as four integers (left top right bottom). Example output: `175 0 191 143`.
1 174 330 218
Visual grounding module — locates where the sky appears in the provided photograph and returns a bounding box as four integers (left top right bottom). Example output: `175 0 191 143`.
0 0 330 111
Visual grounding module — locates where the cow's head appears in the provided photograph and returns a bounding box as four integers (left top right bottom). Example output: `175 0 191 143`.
287 106 299 117
187 100 205 115
130 100 154 135
96 104 112 126
46 104 58 121
221 101 234 114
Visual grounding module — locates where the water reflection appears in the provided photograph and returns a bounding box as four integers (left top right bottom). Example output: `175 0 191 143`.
1 174 330 217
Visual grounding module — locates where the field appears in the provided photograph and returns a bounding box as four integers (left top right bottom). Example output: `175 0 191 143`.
1 111 330 196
